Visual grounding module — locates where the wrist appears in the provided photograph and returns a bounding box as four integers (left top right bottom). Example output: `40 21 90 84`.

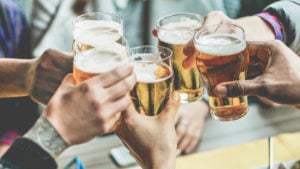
148 156 175 169
0 59 31 97
24 116 69 158
236 16 275 41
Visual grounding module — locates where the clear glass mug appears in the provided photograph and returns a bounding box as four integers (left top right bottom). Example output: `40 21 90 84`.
72 12 127 83
194 24 249 121
129 45 173 116
157 13 204 103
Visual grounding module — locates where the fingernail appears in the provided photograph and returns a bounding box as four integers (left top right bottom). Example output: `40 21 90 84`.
214 85 227 97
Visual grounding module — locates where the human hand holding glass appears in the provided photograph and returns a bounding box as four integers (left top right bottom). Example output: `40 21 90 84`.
194 24 249 121
72 12 127 83
157 13 204 103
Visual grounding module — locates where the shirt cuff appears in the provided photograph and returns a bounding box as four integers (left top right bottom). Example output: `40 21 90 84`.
256 12 283 41
2 138 57 169
0 131 20 145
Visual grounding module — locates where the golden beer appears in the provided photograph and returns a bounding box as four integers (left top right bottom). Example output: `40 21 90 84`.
73 46 127 83
72 14 126 83
194 28 249 121
131 60 173 116
158 13 204 103
130 46 173 116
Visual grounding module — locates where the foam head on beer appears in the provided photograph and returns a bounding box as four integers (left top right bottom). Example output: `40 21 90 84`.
129 46 173 116
193 24 249 121
158 18 201 45
157 13 204 103
73 19 127 83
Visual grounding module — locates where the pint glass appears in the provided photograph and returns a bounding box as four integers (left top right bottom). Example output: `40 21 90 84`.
72 12 127 83
130 46 173 116
194 24 249 121
157 13 204 103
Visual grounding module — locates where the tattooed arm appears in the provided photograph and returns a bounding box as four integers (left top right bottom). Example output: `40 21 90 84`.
23 116 69 158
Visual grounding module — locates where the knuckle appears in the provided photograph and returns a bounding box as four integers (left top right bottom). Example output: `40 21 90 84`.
79 82 90 94
257 81 270 96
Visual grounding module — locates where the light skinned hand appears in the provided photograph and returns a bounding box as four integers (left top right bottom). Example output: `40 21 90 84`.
176 100 208 154
182 11 275 69
26 49 73 105
44 64 136 145
116 92 180 169
214 40 300 107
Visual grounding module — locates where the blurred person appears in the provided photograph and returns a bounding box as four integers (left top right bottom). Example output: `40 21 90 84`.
0 62 137 168
0 0 39 156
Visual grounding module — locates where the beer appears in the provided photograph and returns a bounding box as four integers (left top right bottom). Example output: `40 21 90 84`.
195 33 249 121
73 20 122 52
72 17 127 84
73 44 127 83
130 54 173 116
158 15 204 103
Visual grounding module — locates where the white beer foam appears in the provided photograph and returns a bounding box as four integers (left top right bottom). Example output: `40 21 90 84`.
75 42 128 73
158 19 201 45
73 20 122 46
131 54 172 83
195 34 246 56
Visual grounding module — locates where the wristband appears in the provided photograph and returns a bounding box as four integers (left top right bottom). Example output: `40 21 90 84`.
256 12 283 41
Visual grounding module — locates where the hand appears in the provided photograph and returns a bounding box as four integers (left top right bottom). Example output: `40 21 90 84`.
182 11 236 70
116 92 180 169
214 40 300 107
44 64 136 145
176 100 208 154
182 11 275 70
25 49 73 105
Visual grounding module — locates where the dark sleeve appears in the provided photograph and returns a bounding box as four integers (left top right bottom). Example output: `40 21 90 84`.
1 138 57 169
263 0 300 54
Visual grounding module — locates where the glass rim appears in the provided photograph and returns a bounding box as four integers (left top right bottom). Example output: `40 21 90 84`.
72 11 123 27
194 23 246 46
129 45 173 63
156 12 203 31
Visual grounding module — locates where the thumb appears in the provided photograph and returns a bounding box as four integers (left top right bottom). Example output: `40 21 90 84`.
213 79 260 97
159 92 181 121
61 73 75 86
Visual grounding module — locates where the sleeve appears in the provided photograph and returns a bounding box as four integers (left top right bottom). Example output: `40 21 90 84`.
263 0 300 54
2 138 57 169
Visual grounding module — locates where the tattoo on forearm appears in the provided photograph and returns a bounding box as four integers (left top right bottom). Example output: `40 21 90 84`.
24 116 69 158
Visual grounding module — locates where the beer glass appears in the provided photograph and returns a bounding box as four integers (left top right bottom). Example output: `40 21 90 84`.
72 12 127 83
130 45 173 116
157 13 204 103
194 24 249 121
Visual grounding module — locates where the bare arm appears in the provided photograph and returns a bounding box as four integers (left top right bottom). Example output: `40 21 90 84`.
0 58 31 98
236 15 275 41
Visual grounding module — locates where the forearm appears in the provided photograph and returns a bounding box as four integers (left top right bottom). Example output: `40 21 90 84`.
24 116 69 159
236 16 275 41
264 0 300 54
0 58 31 98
